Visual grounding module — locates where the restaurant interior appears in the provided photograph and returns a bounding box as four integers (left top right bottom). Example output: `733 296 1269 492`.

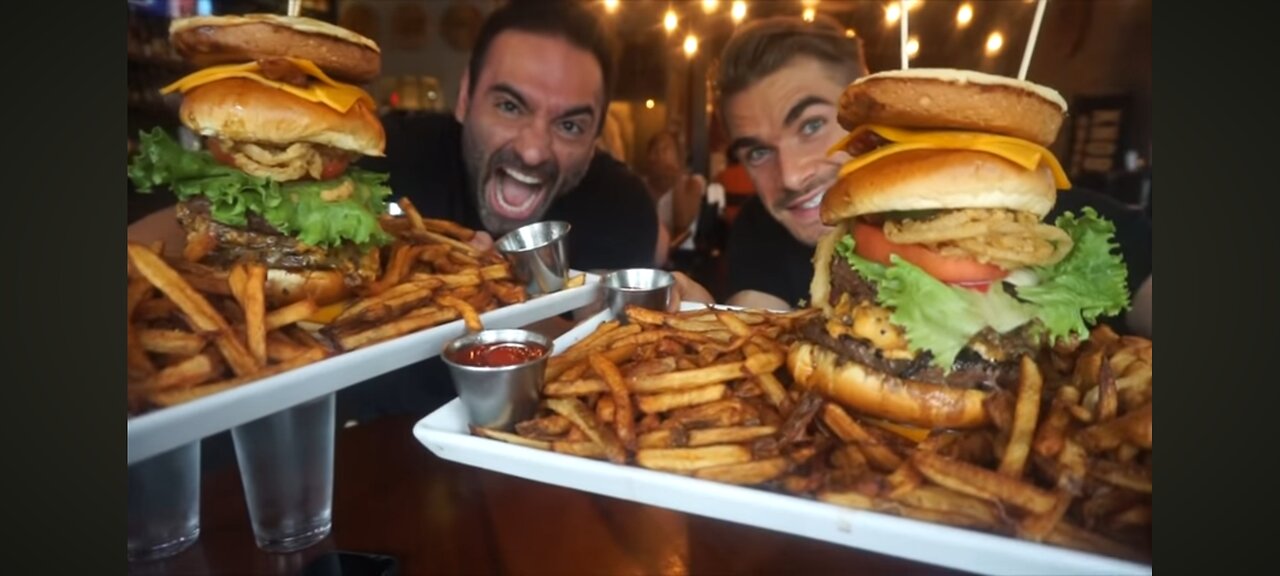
126 1 1153 574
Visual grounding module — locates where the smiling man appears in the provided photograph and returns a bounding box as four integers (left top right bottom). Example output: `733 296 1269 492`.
367 0 658 271
717 16 869 310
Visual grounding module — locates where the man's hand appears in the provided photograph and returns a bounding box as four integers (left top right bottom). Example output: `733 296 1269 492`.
468 231 494 253
725 289 791 312
667 271 715 312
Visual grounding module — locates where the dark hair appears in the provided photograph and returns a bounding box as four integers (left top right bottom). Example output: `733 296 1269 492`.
467 0 618 110
715 15 867 111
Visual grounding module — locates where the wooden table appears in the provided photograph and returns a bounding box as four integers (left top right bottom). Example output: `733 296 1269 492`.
128 414 970 575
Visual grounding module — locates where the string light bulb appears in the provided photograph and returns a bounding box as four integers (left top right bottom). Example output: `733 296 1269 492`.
885 3 900 24
803 7 815 22
702 0 719 14
731 1 747 24
957 3 973 27
603 0 618 14
683 33 699 57
906 35 919 58
985 31 1004 55
645 99 656 109
664 9 678 33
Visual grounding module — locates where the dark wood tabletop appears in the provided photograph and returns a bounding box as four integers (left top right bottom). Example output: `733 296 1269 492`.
128 414 970 576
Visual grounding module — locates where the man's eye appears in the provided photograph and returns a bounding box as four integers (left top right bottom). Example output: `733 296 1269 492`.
746 148 771 165
559 120 584 136
497 101 520 115
801 117 826 136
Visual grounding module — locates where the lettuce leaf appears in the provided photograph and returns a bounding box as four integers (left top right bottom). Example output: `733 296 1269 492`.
835 236 1036 369
1015 207 1131 345
833 208 1131 370
128 128 392 250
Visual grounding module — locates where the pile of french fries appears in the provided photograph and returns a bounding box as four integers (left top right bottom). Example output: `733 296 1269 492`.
126 198 528 415
471 306 1153 564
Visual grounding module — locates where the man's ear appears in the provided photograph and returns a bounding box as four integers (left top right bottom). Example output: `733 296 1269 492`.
455 69 471 123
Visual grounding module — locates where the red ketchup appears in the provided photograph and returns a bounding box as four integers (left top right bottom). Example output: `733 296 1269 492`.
450 342 548 367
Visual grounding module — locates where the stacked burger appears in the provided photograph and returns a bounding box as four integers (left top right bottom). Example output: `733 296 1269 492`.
129 14 390 306
788 69 1131 431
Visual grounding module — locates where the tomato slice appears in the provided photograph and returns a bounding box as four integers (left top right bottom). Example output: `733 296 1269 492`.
852 222 1008 284
318 154 350 180
205 138 237 169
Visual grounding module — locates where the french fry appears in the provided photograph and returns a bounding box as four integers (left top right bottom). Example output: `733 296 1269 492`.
129 352 223 394
1076 402 1152 451
137 329 208 356
564 274 586 289
822 404 903 472
1017 490 1074 542
332 307 460 351
127 243 259 377
149 348 326 407
471 426 552 450
693 457 791 485
515 414 573 439
1033 386 1079 459
1089 460 1153 494
265 299 320 331
266 331 312 362
636 384 728 414
912 451 1059 514
635 445 753 472
552 441 607 459
544 397 627 464
998 356 1042 477
1096 358 1118 422
127 277 159 379
630 359 757 394
437 294 483 332
589 352 634 449
889 485 1004 528
243 264 268 365
1045 520 1148 563
183 230 217 263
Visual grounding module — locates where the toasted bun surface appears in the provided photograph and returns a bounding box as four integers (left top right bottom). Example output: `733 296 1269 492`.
820 150 1056 224
171 14 380 83
787 341 991 429
838 68 1066 147
180 78 385 156
265 268 350 308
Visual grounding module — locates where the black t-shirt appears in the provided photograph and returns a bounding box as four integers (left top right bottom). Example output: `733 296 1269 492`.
726 196 817 309
726 188 1153 326
359 112 657 271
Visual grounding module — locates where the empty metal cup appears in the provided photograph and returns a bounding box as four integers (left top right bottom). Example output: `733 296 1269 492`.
495 221 571 296
603 268 675 323
441 329 554 430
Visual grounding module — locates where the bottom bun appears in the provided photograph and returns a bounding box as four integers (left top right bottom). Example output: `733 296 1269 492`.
787 341 991 429
265 268 351 307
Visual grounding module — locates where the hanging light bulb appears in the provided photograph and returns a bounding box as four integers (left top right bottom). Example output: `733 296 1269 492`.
731 1 747 24
664 9 678 33
683 33 699 57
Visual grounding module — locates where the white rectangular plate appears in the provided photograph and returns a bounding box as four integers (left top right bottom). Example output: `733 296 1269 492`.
128 272 602 465
413 303 1152 576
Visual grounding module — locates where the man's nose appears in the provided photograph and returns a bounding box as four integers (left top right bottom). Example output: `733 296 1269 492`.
514 122 552 168
779 146 814 193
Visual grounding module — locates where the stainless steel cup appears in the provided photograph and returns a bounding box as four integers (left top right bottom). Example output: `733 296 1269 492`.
603 268 675 323
495 221 571 297
440 329 553 430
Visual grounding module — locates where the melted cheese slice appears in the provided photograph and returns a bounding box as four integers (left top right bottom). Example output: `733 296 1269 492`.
829 124 1071 189
160 58 375 114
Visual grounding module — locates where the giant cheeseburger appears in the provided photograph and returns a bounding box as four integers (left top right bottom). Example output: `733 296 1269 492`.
787 69 1131 430
128 14 390 306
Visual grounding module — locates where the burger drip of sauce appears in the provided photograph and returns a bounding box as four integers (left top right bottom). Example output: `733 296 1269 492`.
449 342 549 368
